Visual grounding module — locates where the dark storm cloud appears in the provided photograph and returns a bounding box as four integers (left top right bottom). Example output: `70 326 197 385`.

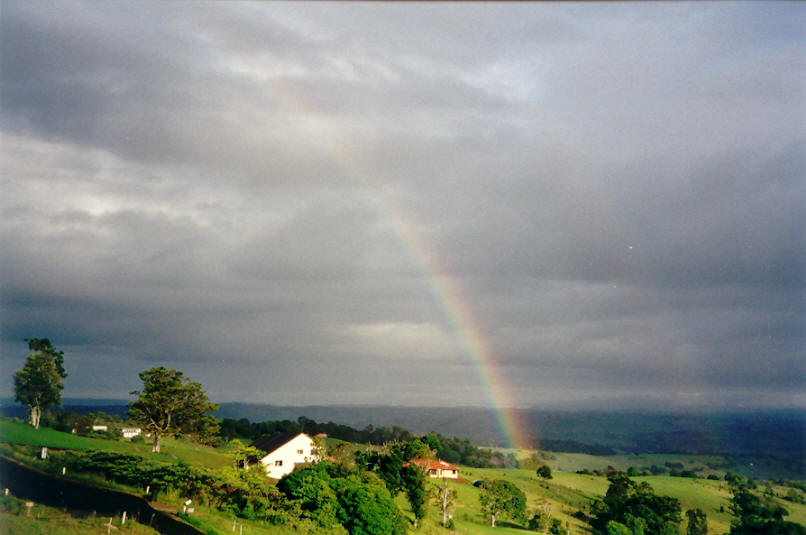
1 2 803 407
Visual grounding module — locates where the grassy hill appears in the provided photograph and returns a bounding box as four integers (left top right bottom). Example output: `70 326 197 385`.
1 418 804 535
0 419 231 469
0 495 160 535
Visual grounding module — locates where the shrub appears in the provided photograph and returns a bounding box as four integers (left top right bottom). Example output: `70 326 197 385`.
0 495 22 515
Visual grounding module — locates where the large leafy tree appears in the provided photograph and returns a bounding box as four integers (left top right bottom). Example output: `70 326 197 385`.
400 464 427 527
278 463 407 535
591 475 681 534
357 440 428 526
479 479 527 527
13 338 67 429
128 367 219 453
729 487 806 535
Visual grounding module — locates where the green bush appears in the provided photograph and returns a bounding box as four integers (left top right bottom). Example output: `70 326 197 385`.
0 495 23 515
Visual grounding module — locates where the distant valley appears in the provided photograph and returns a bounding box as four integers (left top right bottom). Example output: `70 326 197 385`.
3 399 802 479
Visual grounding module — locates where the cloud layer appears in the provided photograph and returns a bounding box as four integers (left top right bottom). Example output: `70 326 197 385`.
2 2 804 408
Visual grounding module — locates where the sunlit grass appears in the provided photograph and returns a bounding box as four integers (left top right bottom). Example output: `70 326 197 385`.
0 419 231 468
0 498 159 535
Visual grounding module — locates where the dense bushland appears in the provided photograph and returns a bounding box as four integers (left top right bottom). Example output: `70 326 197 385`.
219 416 518 468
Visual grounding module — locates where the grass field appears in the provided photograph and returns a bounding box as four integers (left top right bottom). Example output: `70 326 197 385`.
0 419 231 469
502 447 734 477
177 509 300 535
0 496 159 535
438 466 804 535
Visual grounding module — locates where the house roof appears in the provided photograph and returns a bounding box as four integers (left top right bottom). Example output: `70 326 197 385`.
250 432 306 455
404 458 460 472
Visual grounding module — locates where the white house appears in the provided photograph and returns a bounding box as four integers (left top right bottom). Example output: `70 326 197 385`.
250 432 320 479
121 427 142 439
91 425 108 432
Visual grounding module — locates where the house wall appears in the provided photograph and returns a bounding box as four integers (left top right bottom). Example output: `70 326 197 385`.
428 468 458 479
259 434 319 479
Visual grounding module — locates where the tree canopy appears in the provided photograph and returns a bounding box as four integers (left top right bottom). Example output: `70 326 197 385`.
536 464 553 479
128 367 219 452
591 475 682 534
14 338 67 428
356 439 428 526
479 479 527 527
729 486 806 535
278 462 407 535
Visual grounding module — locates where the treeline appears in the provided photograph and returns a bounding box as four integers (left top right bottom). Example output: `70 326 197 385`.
537 439 614 455
219 416 518 468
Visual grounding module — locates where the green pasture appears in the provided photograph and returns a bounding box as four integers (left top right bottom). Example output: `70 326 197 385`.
178 509 300 535
456 465 806 535
0 419 231 468
0 497 159 535
503 447 731 476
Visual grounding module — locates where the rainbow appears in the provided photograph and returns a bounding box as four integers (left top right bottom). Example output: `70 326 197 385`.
265 82 534 451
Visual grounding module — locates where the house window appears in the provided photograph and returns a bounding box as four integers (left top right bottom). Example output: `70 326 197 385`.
275 460 283 467
297 449 304 454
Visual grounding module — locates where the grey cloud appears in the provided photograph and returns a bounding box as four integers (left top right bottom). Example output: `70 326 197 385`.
1 2 803 408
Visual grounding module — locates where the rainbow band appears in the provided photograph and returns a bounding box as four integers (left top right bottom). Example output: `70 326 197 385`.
266 82 533 451
381 201 533 451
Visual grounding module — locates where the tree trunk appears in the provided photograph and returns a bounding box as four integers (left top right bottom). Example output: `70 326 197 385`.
441 485 448 526
152 432 161 453
30 405 40 429
491 512 496 527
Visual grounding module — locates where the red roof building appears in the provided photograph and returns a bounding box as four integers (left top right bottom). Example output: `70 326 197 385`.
404 458 460 479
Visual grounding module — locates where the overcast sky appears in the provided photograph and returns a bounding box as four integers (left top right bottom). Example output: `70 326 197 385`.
1 2 804 409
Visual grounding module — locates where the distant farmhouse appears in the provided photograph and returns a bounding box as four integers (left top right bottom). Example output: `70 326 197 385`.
405 458 460 479
121 427 142 439
250 432 320 479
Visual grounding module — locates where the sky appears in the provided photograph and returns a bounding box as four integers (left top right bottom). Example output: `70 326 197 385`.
1 2 804 410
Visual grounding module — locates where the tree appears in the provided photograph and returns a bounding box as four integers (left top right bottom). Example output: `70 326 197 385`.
420 433 442 453
334 474 408 535
278 464 341 529
279 464 407 535
591 475 682 534
606 521 632 535
728 487 806 535
358 441 427 527
401 464 427 527
229 439 262 470
128 367 218 453
686 508 708 535
536 464 553 479
529 499 553 532
434 477 457 527
73 414 94 435
479 479 526 527
13 339 67 428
